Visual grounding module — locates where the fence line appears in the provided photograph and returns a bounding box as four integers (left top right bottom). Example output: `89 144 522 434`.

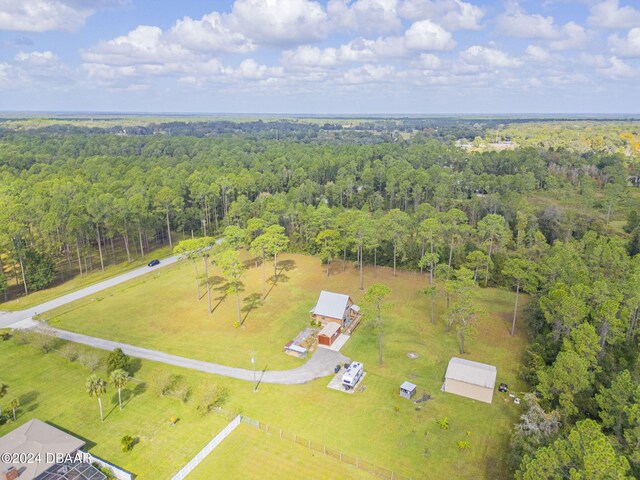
240 416 413 480
170 415 241 480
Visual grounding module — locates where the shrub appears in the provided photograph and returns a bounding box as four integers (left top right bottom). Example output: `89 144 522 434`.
0 415 7 426
171 382 191 403
30 328 59 353
196 384 229 416
59 343 80 362
456 440 470 450
120 435 135 452
78 351 102 372
0 330 11 341
153 372 177 397
106 348 130 374
437 417 449 430
13 330 32 345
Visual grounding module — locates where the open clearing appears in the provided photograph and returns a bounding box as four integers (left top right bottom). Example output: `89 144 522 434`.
188 423 376 480
5 252 529 478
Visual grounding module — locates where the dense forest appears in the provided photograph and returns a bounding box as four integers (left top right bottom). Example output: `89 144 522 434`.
1 117 640 477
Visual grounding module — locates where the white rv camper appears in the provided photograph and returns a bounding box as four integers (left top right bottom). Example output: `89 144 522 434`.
342 362 363 389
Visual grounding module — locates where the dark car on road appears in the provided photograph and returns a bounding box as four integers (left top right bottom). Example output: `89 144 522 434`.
148 259 160 267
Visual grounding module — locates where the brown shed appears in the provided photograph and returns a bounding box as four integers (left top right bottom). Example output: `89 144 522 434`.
318 322 341 346
443 357 497 404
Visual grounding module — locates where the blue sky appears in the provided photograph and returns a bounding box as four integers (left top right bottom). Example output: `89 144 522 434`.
0 0 639 114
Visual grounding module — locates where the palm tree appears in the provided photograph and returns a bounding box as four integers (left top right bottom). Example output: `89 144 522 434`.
86 374 107 422
0 383 7 416
109 369 130 410
9 398 19 421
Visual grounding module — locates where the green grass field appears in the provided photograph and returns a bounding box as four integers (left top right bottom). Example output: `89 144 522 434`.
0 244 175 311
3 252 529 478
189 424 376 480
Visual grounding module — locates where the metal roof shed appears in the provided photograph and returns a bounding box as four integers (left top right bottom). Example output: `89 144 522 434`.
400 381 417 399
443 357 497 404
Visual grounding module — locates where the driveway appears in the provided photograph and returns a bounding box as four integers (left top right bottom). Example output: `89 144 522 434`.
51 328 349 385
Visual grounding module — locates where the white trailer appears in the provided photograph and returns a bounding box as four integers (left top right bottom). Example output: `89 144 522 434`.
342 362 363 389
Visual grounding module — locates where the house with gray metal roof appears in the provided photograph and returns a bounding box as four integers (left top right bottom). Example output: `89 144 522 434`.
309 291 360 330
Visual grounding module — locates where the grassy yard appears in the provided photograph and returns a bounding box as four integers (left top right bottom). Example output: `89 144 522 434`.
11 252 529 478
0 244 175 311
0 339 230 479
189 424 376 480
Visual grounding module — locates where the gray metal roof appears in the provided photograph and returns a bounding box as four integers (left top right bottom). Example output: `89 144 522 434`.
310 291 351 320
445 357 497 389
0 419 85 479
400 381 417 391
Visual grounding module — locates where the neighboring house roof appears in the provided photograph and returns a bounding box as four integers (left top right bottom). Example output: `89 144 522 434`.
445 357 497 389
310 291 352 320
400 381 417 392
318 322 341 337
0 419 85 480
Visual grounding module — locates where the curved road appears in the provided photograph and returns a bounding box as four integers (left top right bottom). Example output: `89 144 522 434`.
0 253 349 384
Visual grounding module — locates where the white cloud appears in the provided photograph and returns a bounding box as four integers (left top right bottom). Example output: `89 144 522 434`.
399 0 484 30
228 0 328 45
0 0 125 32
234 59 283 79
327 0 402 34
404 20 456 51
411 53 442 69
460 45 522 68
15 50 60 66
497 5 588 50
549 22 588 51
599 56 636 78
525 45 551 63
82 25 193 68
167 12 255 53
282 36 406 68
339 63 396 84
497 5 557 39
609 28 640 57
588 0 640 30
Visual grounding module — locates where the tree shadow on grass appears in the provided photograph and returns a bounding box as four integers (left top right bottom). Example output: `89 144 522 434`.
19 390 39 407
240 293 264 326
128 357 142 376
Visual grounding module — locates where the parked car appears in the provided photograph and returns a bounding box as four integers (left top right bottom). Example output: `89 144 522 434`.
148 259 160 267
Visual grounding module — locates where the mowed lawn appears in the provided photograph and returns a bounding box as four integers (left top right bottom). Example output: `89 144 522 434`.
189 424 376 480
0 339 230 479
29 252 529 478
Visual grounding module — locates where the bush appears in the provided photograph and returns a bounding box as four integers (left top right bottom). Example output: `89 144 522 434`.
120 435 136 452
59 343 80 362
0 415 7 426
196 384 229 416
106 348 130 374
153 372 177 397
30 327 59 353
13 330 32 345
78 351 102 372
171 382 191 403
0 330 11 341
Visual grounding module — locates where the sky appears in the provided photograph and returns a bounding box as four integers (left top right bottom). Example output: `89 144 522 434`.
0 0 639 114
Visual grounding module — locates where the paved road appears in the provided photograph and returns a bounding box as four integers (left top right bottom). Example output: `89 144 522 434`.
0 256 179 328
51 328 348 384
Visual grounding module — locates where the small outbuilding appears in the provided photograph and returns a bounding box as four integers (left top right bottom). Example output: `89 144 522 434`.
318 322 341 346
443 357 497 404
400 381 417 399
